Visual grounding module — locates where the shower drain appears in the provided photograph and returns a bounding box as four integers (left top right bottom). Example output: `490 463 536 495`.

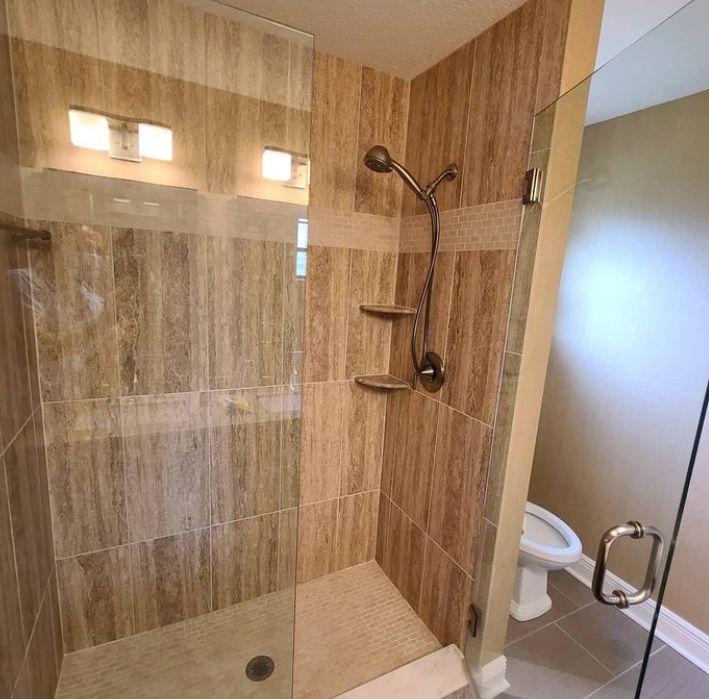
245 655 275 682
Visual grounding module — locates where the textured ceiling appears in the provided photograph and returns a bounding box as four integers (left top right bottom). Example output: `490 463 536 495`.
220 0 527 79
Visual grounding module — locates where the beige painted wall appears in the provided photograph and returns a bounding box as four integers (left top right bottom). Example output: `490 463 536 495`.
529 89 709 631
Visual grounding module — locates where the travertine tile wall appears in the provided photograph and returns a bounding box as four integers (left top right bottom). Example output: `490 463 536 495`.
376 0 573 651
6 0 312 659
296 50 409 583
0 2 63 696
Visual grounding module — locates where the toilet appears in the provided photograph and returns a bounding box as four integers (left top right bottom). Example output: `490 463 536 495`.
510 502 582 621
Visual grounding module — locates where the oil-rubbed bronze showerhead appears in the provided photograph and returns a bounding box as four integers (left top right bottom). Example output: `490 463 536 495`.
363 144 392 173
363 144 425 199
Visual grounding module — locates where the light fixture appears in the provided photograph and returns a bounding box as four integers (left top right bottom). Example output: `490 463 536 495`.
262 147 292 182
68 109 110 151
68 109 173 162
138 123 173 161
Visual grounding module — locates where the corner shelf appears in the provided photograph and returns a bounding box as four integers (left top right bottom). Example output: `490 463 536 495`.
359 304 416 316
354 374 409 391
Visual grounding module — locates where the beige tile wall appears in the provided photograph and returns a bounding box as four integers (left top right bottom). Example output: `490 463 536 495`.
295 49 410 589
374 0 575 655
8 0 312 205
5 0 315 660
0 1 63 695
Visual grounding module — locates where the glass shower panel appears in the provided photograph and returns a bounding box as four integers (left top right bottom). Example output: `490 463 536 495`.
8 0 311 695
506 2 709 697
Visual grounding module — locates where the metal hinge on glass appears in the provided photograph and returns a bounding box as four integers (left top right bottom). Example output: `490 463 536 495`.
523 168 544 205
468 603 482 637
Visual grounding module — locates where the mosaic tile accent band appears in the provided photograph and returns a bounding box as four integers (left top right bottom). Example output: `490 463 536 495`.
400 199 523 253
308 207 401 252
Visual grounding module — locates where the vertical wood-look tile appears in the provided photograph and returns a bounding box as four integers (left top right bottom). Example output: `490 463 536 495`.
383 502 426 610
0 223 33 450
345 249 396 377
203 12 261 98
283 244 306 386
57 547 134 652
442 249 515 424
97 0 205 85
375 491 390 568
278 508 297 591
419 539 472 648
10 659 30 699
113 228 207 396
288 41 313 113
8 0 99 57
4 419 53 641
211 514 279 608
340 382 386 495
303 245 350 383
208 237 284 390
25 590 58 698
535 0 572 113
507 203 541 355
389 251 455 383
0 451 24 697
30 221 119 401
121 392 209 542
205 88 291 199
354 67 409 216
335 490 379 570
11 41 103 170
310 52 361 210
462 2 546 206
280 387 301 511
403 42 475 215
383 389 438 528
296 499 337 583
47 570 63 673
44 399 127 557
299 382 344 504
131 529 211 633
428 405 492 573
209 388 283 523
485 352 521 524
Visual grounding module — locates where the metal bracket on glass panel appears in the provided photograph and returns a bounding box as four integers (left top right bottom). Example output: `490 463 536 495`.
523 168 544 205
592 521 664 609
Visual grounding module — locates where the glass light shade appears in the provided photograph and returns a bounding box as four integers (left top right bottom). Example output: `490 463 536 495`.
68 109 109 151
262 148 292 181
139 123 173 161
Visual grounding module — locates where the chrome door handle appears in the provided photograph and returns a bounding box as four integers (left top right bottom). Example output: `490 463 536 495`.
592 521 664 608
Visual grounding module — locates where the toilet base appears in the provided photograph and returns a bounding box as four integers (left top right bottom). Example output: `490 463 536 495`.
510 563 552 621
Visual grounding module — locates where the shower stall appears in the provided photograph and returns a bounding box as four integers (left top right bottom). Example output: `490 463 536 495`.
2 0 707 698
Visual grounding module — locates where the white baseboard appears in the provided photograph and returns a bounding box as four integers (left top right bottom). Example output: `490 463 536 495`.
470 655 510 699
567 554 709 674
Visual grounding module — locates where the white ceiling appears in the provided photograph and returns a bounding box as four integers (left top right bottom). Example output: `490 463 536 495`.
587 0 707 124
220 0 526 79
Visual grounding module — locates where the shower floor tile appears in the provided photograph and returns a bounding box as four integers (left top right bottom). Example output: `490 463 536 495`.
55 561 439 698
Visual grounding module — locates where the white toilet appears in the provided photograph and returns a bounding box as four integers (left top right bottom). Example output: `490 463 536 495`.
510 502 582 621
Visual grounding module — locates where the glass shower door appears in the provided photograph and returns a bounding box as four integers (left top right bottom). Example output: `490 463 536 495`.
5 0 311 695
506 2 709 697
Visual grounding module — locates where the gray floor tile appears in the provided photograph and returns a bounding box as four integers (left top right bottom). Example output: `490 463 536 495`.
557 602 662 675
549 570 597 608
506 586 579 645
589 646 709 699
503 624 613 699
